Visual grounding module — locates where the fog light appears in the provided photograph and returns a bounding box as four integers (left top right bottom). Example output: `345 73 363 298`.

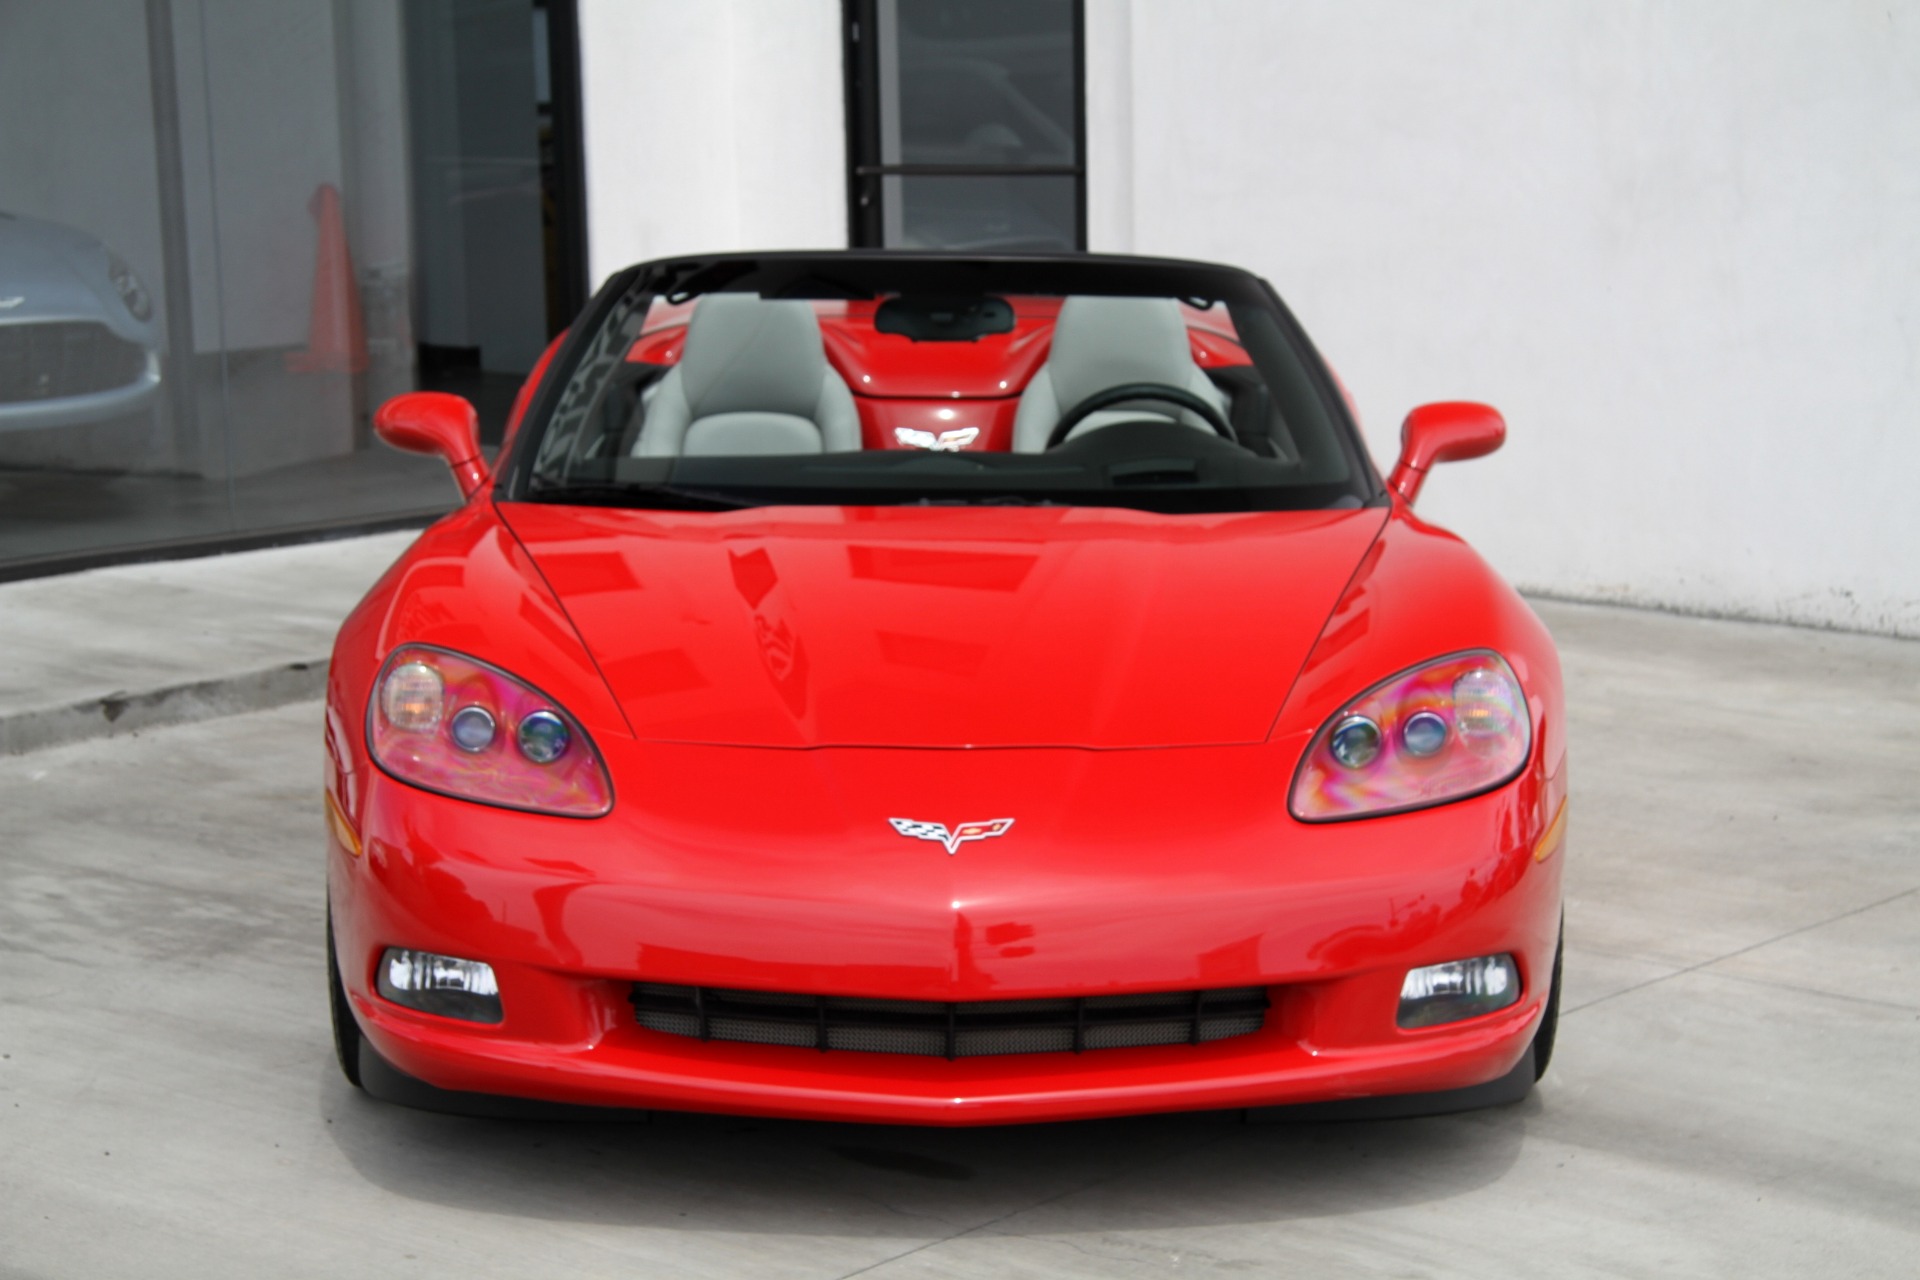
377 948 502 1023
1397 954 1519 1028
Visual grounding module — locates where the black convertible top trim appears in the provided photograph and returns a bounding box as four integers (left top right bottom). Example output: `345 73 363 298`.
634 250 1270 307
498 251 1383 507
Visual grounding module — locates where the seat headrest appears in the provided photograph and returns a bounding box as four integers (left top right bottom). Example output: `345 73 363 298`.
1045 296 1197 410
679 295 831 420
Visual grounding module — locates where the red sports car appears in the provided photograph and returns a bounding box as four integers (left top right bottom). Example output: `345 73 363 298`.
325 252 1566 1124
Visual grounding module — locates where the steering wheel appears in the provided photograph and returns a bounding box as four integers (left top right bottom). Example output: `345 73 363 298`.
1045 382 1234 450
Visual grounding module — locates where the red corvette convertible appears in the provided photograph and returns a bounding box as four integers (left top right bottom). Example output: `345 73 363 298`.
325 252 1566 1124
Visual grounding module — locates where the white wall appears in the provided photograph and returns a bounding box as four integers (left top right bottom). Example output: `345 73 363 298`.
577 0 847 288
1089 1 1920 637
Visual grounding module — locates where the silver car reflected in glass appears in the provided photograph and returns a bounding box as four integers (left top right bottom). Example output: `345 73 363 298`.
0 210 162 434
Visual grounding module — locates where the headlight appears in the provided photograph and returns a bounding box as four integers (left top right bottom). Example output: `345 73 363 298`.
106 252 153 323
1289 650 1530 821
368 645 613 817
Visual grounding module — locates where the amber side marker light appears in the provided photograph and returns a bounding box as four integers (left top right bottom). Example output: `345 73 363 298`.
324 791 362 857
1534 798 1569 862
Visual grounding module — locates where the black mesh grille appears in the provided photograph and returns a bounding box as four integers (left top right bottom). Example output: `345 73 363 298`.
631 983 1269 1059
0 322 147 404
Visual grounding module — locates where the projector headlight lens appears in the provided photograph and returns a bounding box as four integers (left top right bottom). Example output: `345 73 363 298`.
1328 715 1382 769
516 710 571 764
1401 710 1449 757
447 705 496 753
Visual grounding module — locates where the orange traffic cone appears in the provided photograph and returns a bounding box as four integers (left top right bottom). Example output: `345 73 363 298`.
286 183 369 374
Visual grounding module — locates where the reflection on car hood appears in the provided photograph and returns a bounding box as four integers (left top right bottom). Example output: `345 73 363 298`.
0 211 124 324
501 501 1386 748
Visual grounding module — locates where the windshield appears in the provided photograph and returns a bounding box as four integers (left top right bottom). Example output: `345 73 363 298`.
508 254 1378 514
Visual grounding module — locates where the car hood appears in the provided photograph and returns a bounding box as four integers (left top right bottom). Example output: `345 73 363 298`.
499 501 1386 749
0 212 131 327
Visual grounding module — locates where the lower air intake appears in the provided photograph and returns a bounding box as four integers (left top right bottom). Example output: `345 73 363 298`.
0 322 146 404
631 983 1269 1059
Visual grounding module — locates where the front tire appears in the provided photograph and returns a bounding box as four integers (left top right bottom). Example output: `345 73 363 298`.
327 907 364 1089
1532 917 1564 1081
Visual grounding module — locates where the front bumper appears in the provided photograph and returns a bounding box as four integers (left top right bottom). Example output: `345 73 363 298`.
329 740 1564 1125
0 348 161 433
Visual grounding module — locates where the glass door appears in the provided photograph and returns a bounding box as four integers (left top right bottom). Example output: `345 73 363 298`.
845 0 1085 252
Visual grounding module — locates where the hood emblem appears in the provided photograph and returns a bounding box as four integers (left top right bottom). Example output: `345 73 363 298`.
895 426 978 452
0 297 25 310
889 817 1014 855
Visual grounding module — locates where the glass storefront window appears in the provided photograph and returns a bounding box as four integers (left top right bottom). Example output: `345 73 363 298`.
0 0 585 576
880 173 1080 255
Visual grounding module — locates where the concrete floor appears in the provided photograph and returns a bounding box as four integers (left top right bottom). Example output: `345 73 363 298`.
0 531 417 754
1 600 1916 1278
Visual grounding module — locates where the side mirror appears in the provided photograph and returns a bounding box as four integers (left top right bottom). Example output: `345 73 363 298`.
374 392 490 499
1387 402 1505 506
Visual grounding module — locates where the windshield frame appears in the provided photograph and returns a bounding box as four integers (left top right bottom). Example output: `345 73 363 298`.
496 251 1384 511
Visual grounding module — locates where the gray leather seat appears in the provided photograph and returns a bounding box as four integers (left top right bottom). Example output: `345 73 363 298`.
1011 296 1229 453
634 294 860 456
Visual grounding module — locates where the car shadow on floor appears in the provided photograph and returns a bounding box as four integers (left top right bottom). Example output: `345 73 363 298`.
319 1067 1536 1235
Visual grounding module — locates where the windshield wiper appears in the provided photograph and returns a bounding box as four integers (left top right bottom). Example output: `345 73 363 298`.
1108 456 1201 486
525 480 762 511
902 494 1062 507
528 478 1071 511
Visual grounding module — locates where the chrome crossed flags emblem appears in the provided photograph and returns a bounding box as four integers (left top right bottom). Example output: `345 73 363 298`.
894 426 979 452
888 817 1015 855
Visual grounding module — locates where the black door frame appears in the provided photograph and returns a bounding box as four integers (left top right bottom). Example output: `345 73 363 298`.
543 0 591 325
841 0 1087 250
